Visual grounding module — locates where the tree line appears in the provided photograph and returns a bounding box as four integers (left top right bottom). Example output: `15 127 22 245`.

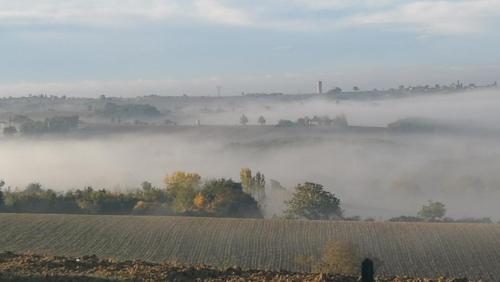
0 173 494 223
3 115 79 135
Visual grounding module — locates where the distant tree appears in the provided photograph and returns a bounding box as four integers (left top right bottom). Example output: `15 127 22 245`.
353 86 360 91
284 182 342 220
3 126 17 136
253 172 266 203
258 115 266 126
141 181 153 191
276 119 295 127
164 171 201 213
20 120 48 135
388 215 423 222
418 201 446 221
240 114 249 125
0 179 4 209
24 183 43 194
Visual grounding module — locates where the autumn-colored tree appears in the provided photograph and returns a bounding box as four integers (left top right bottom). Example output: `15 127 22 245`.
164 171 201 213
240 168 252 195
194 193 206 210
239 168 266 203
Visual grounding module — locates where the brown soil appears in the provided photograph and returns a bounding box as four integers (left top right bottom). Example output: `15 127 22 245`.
0 252 470 282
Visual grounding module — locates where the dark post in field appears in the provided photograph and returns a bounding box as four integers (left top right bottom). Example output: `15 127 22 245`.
361 258 374 282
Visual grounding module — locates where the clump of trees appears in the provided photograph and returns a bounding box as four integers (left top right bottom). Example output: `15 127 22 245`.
389 201 493 224
284 182 342 220
3 126 17 136
15 115 79 135
96 103 161 119
240 168 266 204
0 172 262 219
276 115 347 128
196 179 261 218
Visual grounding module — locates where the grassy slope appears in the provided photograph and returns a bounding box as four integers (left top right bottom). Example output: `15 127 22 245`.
0 213 499 279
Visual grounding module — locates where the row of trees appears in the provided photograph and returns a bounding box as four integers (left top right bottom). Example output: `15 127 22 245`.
96 103 161 119
3 175 490 223
0 173 262 218
239 114 266 126
388 201 493 223
276 115 348 128
3 115 79 135
238 114 348 128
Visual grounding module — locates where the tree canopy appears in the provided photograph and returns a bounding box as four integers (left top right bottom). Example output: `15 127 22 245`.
418 201 446 221
284 182 342 220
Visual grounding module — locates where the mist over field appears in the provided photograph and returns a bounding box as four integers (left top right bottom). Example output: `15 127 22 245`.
2 89 500 220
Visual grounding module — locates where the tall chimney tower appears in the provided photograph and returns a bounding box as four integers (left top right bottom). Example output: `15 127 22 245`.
317 81 323 94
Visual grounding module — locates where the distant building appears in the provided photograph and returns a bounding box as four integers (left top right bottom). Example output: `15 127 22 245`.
317 81 323 94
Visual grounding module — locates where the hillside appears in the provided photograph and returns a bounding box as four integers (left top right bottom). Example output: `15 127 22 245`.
0 213 499 280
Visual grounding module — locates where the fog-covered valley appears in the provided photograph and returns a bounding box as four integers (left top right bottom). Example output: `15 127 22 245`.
1 89 500 220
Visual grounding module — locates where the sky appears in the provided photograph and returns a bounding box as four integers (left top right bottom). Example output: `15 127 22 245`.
0 0 500 97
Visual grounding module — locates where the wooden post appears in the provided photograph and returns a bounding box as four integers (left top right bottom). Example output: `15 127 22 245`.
361 258 374 282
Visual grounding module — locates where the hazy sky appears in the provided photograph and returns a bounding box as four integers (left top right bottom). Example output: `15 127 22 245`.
1 0 500 96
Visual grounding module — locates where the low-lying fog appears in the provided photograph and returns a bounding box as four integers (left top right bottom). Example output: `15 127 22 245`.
1 89 500 220
187 90 500 129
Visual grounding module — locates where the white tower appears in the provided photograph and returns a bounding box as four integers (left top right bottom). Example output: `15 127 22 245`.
317 81 323 94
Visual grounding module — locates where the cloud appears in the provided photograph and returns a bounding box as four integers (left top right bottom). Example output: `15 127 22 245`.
0 0 180 26
341 0 500 35
193 0 251 26
0 0 499 35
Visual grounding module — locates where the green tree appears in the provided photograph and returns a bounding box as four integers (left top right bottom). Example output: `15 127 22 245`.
200 179 262 218
284 182 342 220
418 201 446 221
240 114 249 125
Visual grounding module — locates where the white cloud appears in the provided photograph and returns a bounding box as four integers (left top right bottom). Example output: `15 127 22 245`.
193 0 251 26
0 0 180 26
288 0 397 10
342 0 500 35
0 0 498 35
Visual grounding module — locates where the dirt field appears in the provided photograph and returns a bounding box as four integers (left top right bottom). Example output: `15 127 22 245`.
0 213 498 280
0 252 471 282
